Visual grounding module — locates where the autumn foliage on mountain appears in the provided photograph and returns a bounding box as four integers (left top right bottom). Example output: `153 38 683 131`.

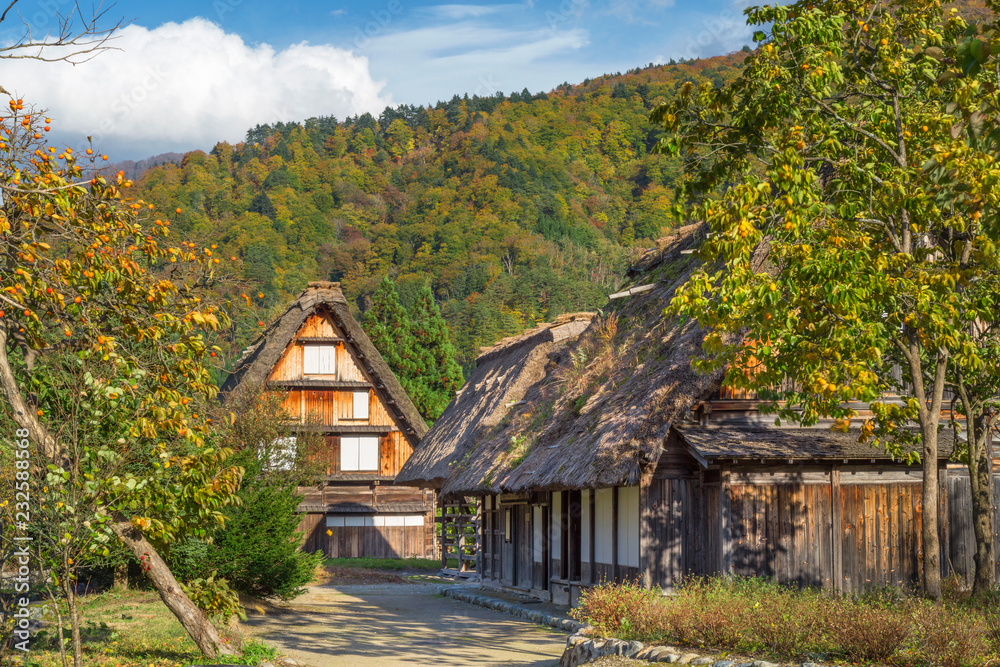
132 53 749 365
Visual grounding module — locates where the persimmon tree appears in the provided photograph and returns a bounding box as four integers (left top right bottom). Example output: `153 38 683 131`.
0 100 244 657
654 0 1000 597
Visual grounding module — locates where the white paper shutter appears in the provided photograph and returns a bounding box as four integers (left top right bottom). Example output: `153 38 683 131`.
303 346 320 374
340 436 360 471
358 436 379 471
319 346 336 374
353 391 369 419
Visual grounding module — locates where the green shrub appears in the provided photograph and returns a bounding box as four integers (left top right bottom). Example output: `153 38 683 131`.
571 576 1000 666
167 392 324 601
168 445 323 600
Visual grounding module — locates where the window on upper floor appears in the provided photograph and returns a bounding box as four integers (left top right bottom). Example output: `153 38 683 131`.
352 390 369 419
303 345 336 375
340 435 379 471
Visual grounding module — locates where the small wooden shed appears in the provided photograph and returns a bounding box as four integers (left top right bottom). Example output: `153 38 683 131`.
397 225 989 603
222 281 436 559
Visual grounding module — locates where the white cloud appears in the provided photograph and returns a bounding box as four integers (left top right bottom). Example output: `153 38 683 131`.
423 4 516 19
0 18 390 157
365 20 590 104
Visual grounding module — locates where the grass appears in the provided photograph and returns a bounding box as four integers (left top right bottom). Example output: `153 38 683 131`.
572 576 1000 667
321 556 442 571
20 589 277 667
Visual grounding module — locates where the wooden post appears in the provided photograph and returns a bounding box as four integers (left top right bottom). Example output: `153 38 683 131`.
721 471 733 576
478 495 485 576
589 489 596 584
612 486 620 582
831 467 843 593
940 466 950 580
440 493 448 571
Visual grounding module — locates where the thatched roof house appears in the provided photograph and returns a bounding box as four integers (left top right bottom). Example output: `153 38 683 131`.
397 225 975 601
222 281 427 442
417 223 727 496
221 281 435 560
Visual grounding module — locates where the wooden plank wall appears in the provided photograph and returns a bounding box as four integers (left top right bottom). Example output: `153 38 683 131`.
380 431 413 477
324 525 431 559
642 478 710 588
947 471 1000 586
729 482 833 589
839 482 922 590
721 468 955 593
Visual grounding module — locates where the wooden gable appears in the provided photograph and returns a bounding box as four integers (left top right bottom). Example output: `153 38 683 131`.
269 310 400 428
265 309 414 476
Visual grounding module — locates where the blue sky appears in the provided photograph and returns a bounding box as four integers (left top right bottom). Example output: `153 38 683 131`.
0 0 754 159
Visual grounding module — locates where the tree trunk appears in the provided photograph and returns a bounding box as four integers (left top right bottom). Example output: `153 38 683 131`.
110 519 237 658
921 425 942 599
62 572 82 667
0 329 236 659
969 413 995 594
47 587 69 667
911 344 947 600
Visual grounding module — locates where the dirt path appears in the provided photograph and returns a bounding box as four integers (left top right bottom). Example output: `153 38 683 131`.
243 583 567 667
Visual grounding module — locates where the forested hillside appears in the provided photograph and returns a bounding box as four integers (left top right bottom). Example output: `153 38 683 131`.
132 53 749 365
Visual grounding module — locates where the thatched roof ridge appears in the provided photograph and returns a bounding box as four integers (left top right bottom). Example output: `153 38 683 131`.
394 312 594 487
438 223 733 495
220 281 428 442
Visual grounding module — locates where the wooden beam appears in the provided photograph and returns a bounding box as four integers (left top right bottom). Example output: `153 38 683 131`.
589 489 596 585
831 467 843 593
612 486 619 582
721 471 733 576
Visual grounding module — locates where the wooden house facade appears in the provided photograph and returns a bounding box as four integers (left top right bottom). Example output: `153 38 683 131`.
397 226 996 603
222 281 435 559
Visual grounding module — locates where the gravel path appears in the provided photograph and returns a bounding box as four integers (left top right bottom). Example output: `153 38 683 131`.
243 582 567 667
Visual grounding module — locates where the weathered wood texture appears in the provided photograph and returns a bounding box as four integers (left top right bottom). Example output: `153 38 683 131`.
321 525 431 559
717 469 957 593
642 477 711 588
729 482 834 589
298 511 435 559
947 471 1000 586
271 313 398 428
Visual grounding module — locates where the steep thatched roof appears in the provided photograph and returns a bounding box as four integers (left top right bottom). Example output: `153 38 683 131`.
431 223 737 496
395 313 594 488
676 426 956 463
220 281 428 442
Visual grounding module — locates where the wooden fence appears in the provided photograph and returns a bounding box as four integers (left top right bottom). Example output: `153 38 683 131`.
946 471 1000 586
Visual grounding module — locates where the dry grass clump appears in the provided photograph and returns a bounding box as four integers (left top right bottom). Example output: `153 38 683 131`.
572 576 1000 666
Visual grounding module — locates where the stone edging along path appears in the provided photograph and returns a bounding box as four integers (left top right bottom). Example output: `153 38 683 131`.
436 586 588 633
438 586 830 667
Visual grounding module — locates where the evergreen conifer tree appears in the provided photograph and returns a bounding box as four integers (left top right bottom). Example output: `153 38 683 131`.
362 275 416 383
409 283 465 420
362 277 464 423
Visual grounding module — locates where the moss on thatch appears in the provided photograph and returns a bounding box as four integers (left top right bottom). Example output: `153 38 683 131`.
436 223 735 496
394 313 594 488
